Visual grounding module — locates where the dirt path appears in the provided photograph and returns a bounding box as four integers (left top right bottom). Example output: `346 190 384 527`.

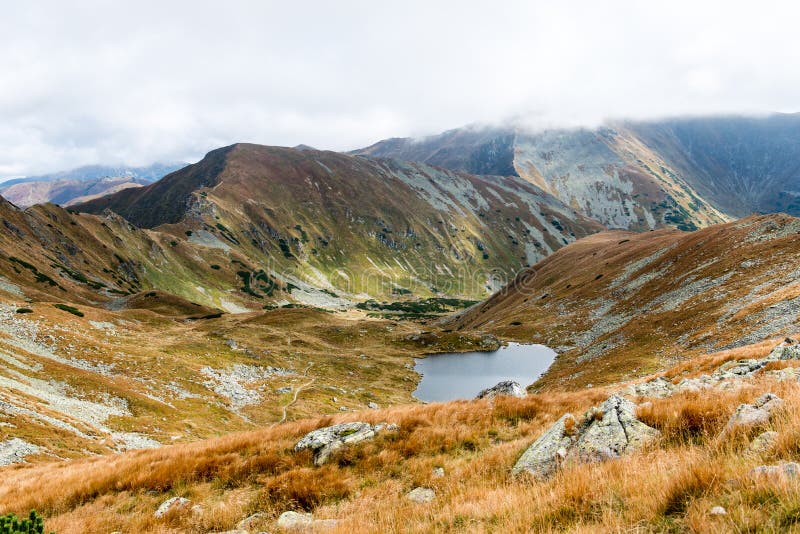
277 363 314 424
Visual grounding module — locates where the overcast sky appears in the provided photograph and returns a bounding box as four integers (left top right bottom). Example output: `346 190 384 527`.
1 0 798 178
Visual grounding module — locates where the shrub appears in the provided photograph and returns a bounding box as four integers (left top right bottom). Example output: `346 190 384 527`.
0 510 52 533
15 308 33 314
53 304 84 317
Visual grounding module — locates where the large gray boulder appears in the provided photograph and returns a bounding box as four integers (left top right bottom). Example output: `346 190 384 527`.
294 422 376 466
513 395 660 479
476 380 526 399
722 393 783 436
154 496 191 518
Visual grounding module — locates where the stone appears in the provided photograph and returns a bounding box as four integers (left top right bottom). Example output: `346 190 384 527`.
212 530 248 534
276 387 292 394
276 511 337 531
748 430 780 455
622 377 675 399
476 380 526 399
749 462 800 481
512 413 576 479
513 395 660 480
0 437 39 466
406 487 435 503
154 496 191 518
294 422 376 465
432 466 445 477
709 506 727 516
722 393 783 435
236 512 268 530
368 402 379 410
277 511 313 529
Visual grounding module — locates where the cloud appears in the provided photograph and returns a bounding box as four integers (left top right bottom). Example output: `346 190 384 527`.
1 0 798 177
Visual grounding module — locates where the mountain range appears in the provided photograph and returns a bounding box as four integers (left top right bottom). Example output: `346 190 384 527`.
354 113 800 230
0 162 185 207
1 114 800 532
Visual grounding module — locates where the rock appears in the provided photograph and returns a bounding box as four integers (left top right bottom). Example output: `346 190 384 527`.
374 422 399 432
406 487 435 503
276 387 292 394
154 496 191 518
237 512 268 531
368 402 379 410
339 406 348 411
748 430 780 455
722 393 783 435
476 380 526 399
709 506 728 516
512 413 576 479
432 466 445 478
513 395 660 480
0 437 39 466
276 511 337 531
622 377 675 399
749 462 800 481
277 511 313 529
212 530 248 534
294 422 376 465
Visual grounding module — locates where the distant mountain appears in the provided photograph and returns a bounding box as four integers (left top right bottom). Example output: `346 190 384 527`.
353 114 800 230
0 162 185 207
73 143 602 300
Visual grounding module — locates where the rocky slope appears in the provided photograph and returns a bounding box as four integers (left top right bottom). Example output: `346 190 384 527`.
0 163 183 207
355 114 800 231
446 213 800 390
75 143 603 300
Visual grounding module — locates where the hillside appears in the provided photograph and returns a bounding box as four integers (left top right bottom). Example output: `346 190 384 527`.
355 114 800 231
446 213 800 389
75 143 603 300
1 335 799 533
0 163 183 207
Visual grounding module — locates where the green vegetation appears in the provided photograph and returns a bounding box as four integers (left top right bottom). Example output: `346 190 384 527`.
15 308 33 314
53 304 84 317
7 258 63 289
0 510 51 534
357 297 478 319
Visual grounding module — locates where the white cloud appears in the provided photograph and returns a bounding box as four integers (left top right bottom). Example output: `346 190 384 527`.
0 0 798 177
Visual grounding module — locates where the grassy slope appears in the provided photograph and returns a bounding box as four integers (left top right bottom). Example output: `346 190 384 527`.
447 214 800 390
1 336 799 533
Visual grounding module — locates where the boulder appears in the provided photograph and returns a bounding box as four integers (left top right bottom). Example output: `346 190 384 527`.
406 487 435 503
476 380 526 399
276 511 337 531
294 422 375 465
154 496 191 518
513 395 660 480
512 413 576 479
722 393 783 436
277 511 313 529
432 466 445 478
709 506 727 516
368 402 379 410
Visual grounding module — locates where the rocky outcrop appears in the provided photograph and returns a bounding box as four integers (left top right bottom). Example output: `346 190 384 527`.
622 339 800 400
294 421 397 466
476 380 526 399
0 438 39 466
748 430 780 455
513 395 660 479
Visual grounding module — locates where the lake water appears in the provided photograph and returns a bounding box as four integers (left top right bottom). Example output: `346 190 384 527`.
412 343 557 402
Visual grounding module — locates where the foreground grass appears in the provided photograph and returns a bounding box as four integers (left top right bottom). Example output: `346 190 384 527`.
2 337 800 532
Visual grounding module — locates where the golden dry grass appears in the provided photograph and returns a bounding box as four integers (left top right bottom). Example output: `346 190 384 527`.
3 340 800 533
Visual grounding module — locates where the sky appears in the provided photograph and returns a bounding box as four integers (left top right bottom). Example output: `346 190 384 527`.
1 0 799 178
